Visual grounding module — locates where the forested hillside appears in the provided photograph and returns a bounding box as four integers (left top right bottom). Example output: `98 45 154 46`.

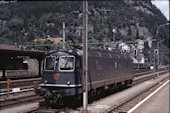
0 0 169 50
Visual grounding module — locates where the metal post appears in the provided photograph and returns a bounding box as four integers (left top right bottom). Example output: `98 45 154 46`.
83 1 88 112
149 49 151 64
62 22 65 49
155 23 169 67
153 54 156 79
157 42 159 69
157 39 164 69
112 32 115 42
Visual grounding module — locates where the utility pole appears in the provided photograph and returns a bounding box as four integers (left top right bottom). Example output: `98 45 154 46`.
155 22 169 67
157 39 164 68
153 54 156 79
83 1 88 112
62 22 65 49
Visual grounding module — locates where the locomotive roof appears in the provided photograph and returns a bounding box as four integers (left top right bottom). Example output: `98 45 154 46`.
46 49 80 57
46 48 131 59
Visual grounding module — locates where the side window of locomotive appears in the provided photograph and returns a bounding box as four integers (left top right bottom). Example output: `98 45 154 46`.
44 56 56 71
59 56 75 72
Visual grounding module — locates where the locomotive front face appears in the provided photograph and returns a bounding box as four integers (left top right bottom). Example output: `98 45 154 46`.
42 55 75 85
40 53 82 96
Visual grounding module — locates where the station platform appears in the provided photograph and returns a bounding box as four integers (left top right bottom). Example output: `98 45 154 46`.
129 80 169 113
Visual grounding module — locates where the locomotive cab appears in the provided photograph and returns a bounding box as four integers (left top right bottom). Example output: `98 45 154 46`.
37 50 83 101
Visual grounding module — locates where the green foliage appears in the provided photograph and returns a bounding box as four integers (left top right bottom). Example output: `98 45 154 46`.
0 1 169 51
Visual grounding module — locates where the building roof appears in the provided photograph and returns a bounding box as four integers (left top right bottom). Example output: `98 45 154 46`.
35 36 62 45
47 37 62 44
38 39 46 43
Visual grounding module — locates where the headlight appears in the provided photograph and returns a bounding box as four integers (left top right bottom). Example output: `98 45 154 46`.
67 81 71 85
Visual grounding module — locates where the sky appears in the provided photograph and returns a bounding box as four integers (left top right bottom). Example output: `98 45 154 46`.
151 0 169 20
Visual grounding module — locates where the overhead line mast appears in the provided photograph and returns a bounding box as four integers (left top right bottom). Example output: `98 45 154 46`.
83 1 88 112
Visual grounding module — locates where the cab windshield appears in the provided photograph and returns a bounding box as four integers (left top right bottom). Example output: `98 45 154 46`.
44 56 56 71
59 56 75 72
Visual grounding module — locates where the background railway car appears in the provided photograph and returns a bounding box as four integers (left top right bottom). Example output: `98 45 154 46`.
36 48 134 105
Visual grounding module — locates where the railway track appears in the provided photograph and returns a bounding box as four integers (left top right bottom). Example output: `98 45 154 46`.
0 69 168 112
110 76 169 113
26 70 169 113
29 106 71 113
0 91 44 109
133 69 168 85
134 68 168 77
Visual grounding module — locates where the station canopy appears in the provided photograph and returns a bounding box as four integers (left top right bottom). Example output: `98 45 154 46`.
0 44 45 60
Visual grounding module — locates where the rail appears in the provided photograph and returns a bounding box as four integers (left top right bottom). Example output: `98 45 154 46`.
0 69 168 112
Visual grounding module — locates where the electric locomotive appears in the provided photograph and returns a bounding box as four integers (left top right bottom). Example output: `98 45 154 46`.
36 47 134 105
